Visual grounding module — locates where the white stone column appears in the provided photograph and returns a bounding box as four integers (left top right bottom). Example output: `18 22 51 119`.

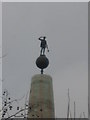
28 74 55 118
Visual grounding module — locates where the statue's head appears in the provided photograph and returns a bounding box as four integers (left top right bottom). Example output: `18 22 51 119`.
43 36 46 40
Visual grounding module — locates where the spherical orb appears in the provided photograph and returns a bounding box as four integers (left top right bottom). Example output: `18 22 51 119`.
36 55 49 69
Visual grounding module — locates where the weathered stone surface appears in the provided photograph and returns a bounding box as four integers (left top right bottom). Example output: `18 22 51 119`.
28 74 55 118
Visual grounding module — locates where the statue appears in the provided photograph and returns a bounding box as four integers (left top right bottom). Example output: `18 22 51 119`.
38 36 49 55
36 36 49 74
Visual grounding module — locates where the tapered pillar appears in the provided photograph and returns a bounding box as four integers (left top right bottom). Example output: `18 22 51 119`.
28 74 55 118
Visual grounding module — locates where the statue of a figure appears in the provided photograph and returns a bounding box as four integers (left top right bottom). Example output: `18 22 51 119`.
38 36 49 55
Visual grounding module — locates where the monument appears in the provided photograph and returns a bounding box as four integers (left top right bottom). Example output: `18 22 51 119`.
28 36 55 118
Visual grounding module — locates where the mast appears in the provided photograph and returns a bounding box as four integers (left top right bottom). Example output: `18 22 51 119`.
74 101 76 120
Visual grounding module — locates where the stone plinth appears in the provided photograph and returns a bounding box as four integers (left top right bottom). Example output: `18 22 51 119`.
28 74 55 118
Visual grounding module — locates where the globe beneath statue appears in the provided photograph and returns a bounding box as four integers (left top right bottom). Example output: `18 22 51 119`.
36 55 49 70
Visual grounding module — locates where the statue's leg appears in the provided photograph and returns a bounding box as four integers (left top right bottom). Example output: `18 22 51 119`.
42 48 44 55
40 48 42 55
43 48 45 55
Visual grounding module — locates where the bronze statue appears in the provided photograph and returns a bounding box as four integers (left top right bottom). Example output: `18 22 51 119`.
38 36 49 55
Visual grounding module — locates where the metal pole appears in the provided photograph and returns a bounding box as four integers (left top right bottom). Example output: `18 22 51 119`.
74 101 75 120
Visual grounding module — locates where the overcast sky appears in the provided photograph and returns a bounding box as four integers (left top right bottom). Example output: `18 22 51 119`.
2 2 88 118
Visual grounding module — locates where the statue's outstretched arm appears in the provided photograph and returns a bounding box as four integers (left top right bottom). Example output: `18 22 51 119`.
38 36 44 40
46 44 49 52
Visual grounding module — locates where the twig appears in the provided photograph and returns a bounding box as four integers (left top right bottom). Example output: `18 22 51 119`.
5 107 28 119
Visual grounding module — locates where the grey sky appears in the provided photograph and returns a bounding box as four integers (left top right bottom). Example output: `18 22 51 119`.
2 2 88 118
